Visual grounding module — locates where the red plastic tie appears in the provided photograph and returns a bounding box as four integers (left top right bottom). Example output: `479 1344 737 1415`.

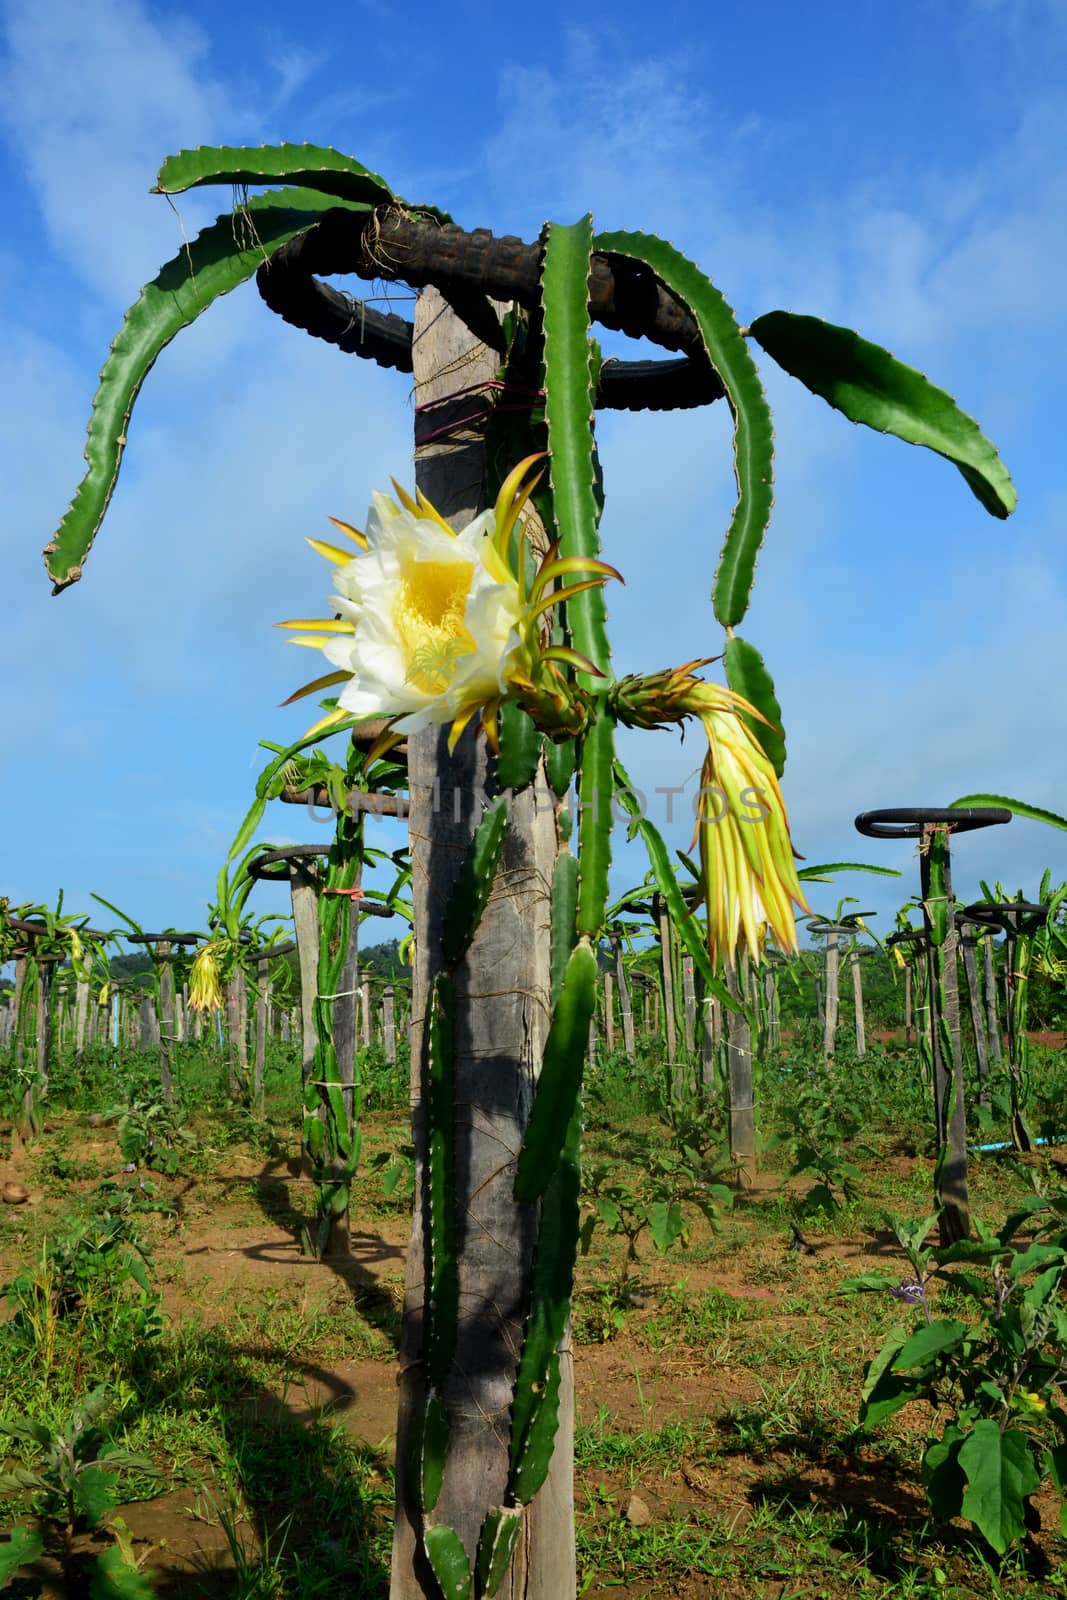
322 887 364 899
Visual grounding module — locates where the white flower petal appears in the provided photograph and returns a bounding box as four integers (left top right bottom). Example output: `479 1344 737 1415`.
301 487 527 731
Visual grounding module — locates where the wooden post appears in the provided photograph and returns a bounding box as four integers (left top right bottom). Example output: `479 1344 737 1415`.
655 892 678 1060
31 962 54 1125
325 887 362 1256
850 946 866 1059
37 960 53 1062
611 938 635 1061
700 991 716 1097
74 978 90 1055
253 956 270 1108
383 984 396 1064
12 956 28 1078
983 934 1002 1062
291 874 320 1107
330 891 362 1123
822 928 840 1059
1001 928 1032 1153
959 933 990 1102
157 941 175 1102
681 955 696 1058
916 956 932 1088
138 993 157 1052
225 967 249 1100
763 966 780 1053
725 958 755 1186
919 829 970 1245
361 974 373 1049
603 971 615 1054
391 288 573 1600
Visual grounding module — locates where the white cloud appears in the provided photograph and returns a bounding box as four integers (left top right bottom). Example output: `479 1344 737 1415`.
0 0 245 301
265 42 326 109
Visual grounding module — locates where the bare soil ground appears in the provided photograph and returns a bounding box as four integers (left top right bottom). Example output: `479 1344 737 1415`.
1 1122 1065 1598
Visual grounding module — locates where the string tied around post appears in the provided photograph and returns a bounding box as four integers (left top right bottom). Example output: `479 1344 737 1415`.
413 378 546 447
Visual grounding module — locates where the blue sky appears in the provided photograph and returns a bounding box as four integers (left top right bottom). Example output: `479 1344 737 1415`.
2 0 1066 957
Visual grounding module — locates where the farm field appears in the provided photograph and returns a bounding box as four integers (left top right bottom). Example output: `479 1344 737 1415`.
1 1038 1064 1600
10 5 1067 1595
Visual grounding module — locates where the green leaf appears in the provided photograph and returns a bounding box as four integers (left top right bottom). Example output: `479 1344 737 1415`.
122 1253 152 1296
930 1269 988 1304
423 1524 472 1600
595 230 774 628
0 1414 52 1448
509 1113 581 1495
0 1468 46 1493
304 1114 325 1162
894 1319 969 1371
545 737 577 799
612 756 736 1011
442 796 509 965
950 793 1067 832
70 1387 113 1435
510 1352 563 1507
923 1427 966 1521
224 796 269 868
860 1372 917 1429
576 716 614 940
796 862 903 881
1047 1440 1067 1497
0 1526 44 1587
550 850 579 1007
76 1466 119 1529
840 1272 897 1294
419 1391 450 1515
958 1420 1040 1555
44 188 372 591
89 1544 158 1600
540 218 611 682
496 703 543 793
426 975 458 1387
1009 1242 1066 1280
514 940 597 1202
932 1238 1006 1267
859 1325 911 1428
749 310 1016 519
154 143 396 206
647 1200 685 1253
477 1507 522 1598
97 1447 157 1476
723 636 786 777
